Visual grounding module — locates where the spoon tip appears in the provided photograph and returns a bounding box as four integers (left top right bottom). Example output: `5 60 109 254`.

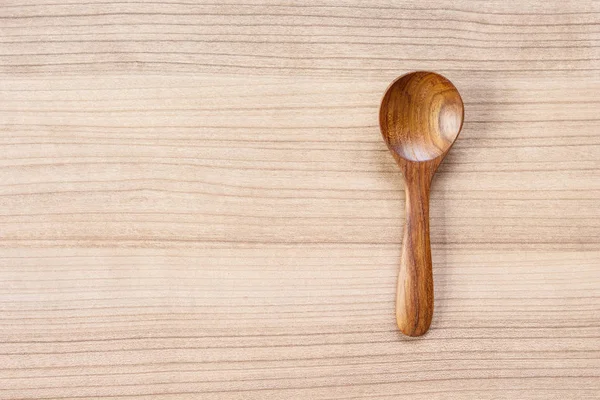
379 71 464 163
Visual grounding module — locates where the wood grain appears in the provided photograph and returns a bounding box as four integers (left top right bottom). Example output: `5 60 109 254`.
380 71 464 336
0 0 599 399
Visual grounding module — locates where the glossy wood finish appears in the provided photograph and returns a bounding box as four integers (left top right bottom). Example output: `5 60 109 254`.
380 72 464 336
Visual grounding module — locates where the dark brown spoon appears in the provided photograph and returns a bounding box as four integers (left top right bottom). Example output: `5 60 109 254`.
379 71 464 337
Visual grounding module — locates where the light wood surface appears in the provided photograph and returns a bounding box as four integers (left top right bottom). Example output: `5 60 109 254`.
1 0 599 398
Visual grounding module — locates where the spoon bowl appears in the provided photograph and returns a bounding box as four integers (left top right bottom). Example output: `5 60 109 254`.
379 71 464 337
380 71 464 163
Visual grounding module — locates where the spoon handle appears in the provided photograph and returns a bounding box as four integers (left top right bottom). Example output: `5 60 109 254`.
397 167 434 337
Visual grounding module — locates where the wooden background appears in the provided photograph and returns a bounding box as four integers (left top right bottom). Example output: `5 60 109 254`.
0 0 599 398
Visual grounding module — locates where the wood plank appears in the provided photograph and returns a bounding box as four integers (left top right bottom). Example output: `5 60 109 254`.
0 0 598 398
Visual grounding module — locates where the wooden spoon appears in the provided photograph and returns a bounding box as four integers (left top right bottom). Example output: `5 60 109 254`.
379 71 464 337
